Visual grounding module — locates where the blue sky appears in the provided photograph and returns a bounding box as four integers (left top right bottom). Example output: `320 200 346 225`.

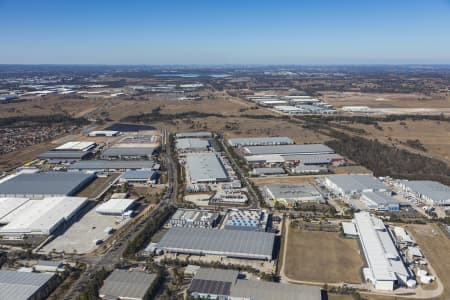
1 0 450 64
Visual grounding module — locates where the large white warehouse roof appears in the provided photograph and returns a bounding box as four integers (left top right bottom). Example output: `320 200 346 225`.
96 198 136 215
184 153 229 183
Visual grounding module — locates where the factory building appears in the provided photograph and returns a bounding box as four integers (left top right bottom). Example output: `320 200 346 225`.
68 160 154 172
119 170 159 184
251 167 285 176
96 198 136 215
176 131 213 139
324 175 388 197
396 180 450 206
88 130 120 137
291 164 328 175
99 269 159 300
184 153 230 184
188 268 322 300
354 212 412 291
168 209 220 229
224 209 268 231
263 184 324 207
360 191 400 211
175 138 211 153
37 150 93 162
0 197 88 236
283 153 345 165
54 141 96 152
242 144 334 156
101 147 157 159
0 270 58 300
245 154 285 166
227 137 294 147
0 172 95 198
156 227 275 260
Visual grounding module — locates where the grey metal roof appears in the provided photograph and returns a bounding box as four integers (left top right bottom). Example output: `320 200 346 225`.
400 180 450 204
35 260 63 267
327 175 387 193
253 167 285 175
361 191 398 206
0 270 55 300
176 138 210 151
231 279 322 300
185 153 229 182
121 170 156 179
69 160 154 170
158 228 275 259
176 131 212 138
193 268 239 283
0 172 95 197
265 184 323 203
99 269 157 299
37 151 91 160
244 144 334 156
283 153 344 164
228 137 294 147
102 147 156 157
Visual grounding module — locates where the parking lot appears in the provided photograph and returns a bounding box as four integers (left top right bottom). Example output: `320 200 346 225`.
40 206 130 254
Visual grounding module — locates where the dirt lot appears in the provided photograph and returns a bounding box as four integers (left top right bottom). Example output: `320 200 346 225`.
250 175 318 185
76 173 120 199
407 224 450 300
284 228 363 284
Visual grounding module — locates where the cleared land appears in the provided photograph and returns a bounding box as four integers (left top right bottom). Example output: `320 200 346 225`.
407 224 450 300
284 228 363 284
76 173 120 199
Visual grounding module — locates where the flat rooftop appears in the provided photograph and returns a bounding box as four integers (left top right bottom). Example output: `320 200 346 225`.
0 270 55 300
264 184 323 203
176 131 212 138
228 137 294 147
102 147 156 157
99 269 157 300
326 175 387 193
0 172 95 197
243 144 334 156
185 153 229 183
68 160 154 170
399 180 450 204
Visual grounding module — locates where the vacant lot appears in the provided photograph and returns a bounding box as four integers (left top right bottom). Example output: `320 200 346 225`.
250 175 317 185
284 228 363 283
408 224 450 300
76 173 120 199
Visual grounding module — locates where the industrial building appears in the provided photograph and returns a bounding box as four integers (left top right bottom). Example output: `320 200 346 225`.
224 209 268 231
353 212 412 291
96 198 136 215
33 260 65 273
263 184 324 206
188 268 322 300
99 269 158 300
119 170 159 184
0 196 88 236
291 164 328 174
360 191 400 211
396 180 450 206
245 154 285 166
283 153 345 165
251 167 285 176
175 138 211 152
242 144 334 156
324 175 388 197
157 227 275 260
68 160 154 171
37 150 92 162
176 131 213 139
0 270 58 300
168 209 220 229
88 130 120 137
0 172 95 198
54 141 96 152
342 222 358 238
101 147 157 159
184 153 229 184
227 137 294 147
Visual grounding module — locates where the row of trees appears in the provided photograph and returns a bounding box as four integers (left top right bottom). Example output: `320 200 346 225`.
0 114 89 127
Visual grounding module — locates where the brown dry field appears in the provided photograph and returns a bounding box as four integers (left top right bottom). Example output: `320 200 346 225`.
406 224 450 300
320 91 450 109
250 175 317 185
76 173 120 198
350 120 450 164
285 228 364 284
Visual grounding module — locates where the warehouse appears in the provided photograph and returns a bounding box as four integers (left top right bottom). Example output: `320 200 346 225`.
324 175 388 197
176 131 213 139
37 150 92 162
245 154 285 166
184 153 229 184
68 160 154 171
354 212 412 291
0 197 88 236
360 191 400 211
263 184 324 206
242 144 334 156
119 170 159 184
396 180 450 206
283 153 345 165
169 209 220 229
99 269 158 300
0 197 29 221
54 141 96 152
227 137 294 147
0 270 58 300
88 130 120 137
101 147 157 159
224 209 268 231
96 198 136 215
251 167 285 176
175 138 211 152
291 164 328 175
157 227 275 260
188 268 322 300
0 172 95 198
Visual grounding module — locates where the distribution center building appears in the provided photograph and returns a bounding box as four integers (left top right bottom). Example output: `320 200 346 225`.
263 184 324 206
0 172 95 198
96 198 136 215
175 138 211 153
360 191 400 211
324 175 388 197
169 209 220 229
241 144 335 156
396 180 450 206
156 227 275 260
99 269 158 300
227 137 294 147
184 153 230 184
0 270 58 300
68 160 154 172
